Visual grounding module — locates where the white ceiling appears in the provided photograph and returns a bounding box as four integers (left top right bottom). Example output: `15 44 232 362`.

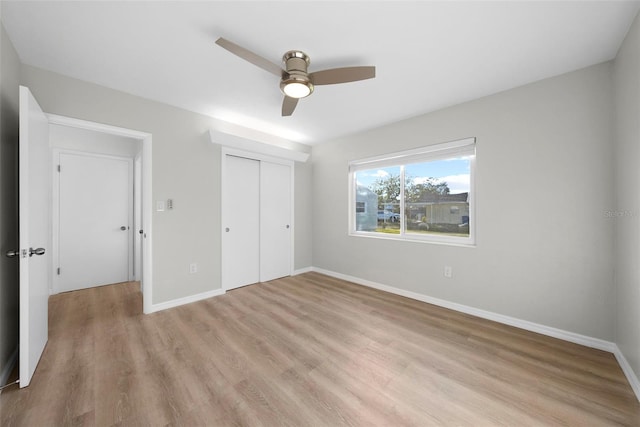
2 1 639 145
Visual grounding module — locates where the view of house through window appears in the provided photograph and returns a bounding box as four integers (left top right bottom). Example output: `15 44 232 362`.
350 138 475 244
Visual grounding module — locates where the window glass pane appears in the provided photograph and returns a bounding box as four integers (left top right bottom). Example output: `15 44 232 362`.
354 166 401 234
404 157 470 237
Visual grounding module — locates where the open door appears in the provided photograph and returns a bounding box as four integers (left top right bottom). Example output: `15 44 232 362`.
18 86 50 388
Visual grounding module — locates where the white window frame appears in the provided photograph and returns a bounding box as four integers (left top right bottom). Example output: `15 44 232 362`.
348 137 476 246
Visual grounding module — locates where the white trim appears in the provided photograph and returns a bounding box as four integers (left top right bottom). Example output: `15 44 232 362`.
0 347 18 389
311 267 617 353
133 154 142 282
47 114 150 140
141 134 153 314
210 128 310 163
44 114 153 314
147 288 225 313
292 267 312 275
613 345 640 402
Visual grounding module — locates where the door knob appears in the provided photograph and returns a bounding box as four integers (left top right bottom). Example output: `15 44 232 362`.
120 226 127 231
225 227 230 232
5 250 19 258
29 247 45 257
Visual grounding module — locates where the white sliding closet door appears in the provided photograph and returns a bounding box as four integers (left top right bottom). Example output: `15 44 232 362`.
222 153 293 290
223 155 260 290
260 161 291 282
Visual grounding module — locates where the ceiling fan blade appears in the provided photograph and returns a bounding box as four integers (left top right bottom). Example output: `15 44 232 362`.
282 96 299 116
309 66 376 85
215 37 284 77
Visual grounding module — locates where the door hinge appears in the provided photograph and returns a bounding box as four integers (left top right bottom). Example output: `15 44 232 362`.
57 164 61 172
57 267 60 275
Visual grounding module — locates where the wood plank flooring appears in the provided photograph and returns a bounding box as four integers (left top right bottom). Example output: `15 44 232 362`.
1 272 639 426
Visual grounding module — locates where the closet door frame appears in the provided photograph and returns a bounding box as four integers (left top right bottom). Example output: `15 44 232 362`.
220 147 295 290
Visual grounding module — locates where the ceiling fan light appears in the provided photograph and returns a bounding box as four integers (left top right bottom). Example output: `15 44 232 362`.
283 81 312 98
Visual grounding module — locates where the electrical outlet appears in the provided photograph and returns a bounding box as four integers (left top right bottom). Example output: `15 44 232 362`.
444 266 452 278
189 263 198 274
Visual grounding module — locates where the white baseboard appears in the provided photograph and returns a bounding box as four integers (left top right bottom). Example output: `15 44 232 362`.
148 288 225 313
613 345 640 402
0 347 18 388
292 267 313 276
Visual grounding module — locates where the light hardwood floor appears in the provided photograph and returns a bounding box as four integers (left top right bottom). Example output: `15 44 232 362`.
1 272 639 426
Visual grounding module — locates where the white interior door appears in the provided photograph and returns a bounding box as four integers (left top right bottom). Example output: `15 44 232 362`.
19 86 50 388
57 152 132 292
260 161 292 282
222 155 260 290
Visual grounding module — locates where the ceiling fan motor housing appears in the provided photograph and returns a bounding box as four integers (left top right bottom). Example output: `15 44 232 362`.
280 50 314 97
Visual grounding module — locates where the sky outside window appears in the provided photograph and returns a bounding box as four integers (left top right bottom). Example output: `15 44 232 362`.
356 157 470 194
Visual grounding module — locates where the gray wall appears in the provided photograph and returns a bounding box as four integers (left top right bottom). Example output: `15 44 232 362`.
294 161 313 270
312 62 615 341
21 65 313 305
0 22 20 383
614 12 640 384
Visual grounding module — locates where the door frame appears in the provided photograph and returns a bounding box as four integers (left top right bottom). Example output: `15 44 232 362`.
52 149 135 293
220 147 295 291
134 153 142 282
46 114 154 314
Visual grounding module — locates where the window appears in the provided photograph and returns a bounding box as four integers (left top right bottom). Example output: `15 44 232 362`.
349 138 475 245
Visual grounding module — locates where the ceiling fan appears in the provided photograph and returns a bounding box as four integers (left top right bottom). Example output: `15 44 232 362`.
215 37 376 116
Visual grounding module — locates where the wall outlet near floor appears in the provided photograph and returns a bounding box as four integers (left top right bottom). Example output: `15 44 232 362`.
444 266 452 278
189 263 198 274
